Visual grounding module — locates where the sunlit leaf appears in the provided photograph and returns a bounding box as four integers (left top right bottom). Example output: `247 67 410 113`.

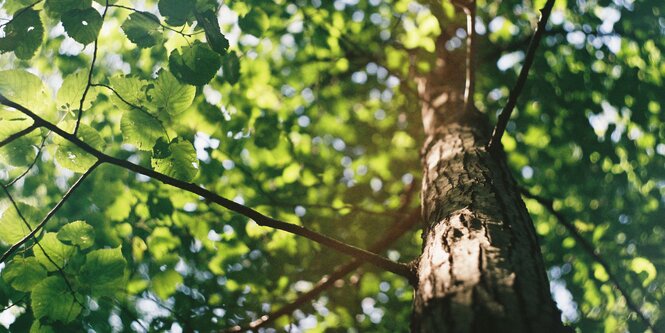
151 137 199 181
31 276 82 323
2 257 47 292
57 220 95 249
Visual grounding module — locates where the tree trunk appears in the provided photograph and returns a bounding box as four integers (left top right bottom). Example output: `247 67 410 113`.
410 11 569 333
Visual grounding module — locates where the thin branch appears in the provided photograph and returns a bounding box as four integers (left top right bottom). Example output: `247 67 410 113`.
487 0 556 151
0 94 415 280
0 295 27 312
0 184 84 308
0 124 38 149
521 188 661 333
225 186 419 332
0 162 100 265
74 0 109 135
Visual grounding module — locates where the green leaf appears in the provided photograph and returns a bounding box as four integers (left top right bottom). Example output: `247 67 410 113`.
158 0 194 26
33 233 76 271
3 0 36 14
221 51 241 85
151 137 199 181
55 124 103 173
57 220 95 249
44 0 92 18
151 269 183 300
61 8 103 45
2 257 47 292
108 75 148 106
121 109 165 150
56 70 92 112
238 8 270 37
149 70 196 115
169 41 221 86
31 276 82 323
29 322 56 333
0 202 40 245
631 257 657 287
0 8 43 59
254 113 280 149
121 11 164 48
0 131 40 166
0 108 33 141
0 69 57 122
80 247 126 285
196 10 229 55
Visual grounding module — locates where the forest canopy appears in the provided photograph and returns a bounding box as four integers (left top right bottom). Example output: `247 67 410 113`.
0 0 664 332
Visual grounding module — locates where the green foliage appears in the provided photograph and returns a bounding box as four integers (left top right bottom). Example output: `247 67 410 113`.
0 9 43 59
149 70 196 115
0 0 663 331
55 124 103 173
169 41 221 86
57 220 95 249
31 276 81 323
61 8 103 45
2 257 47 292
121 11 164 48
151 137 199 181
158 0 194 26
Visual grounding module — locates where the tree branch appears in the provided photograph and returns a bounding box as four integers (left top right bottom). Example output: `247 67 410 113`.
0 123 38 149
520 188 661 333
0 94 415 281
0 162 100 264
225 189 420 332
487 0 556 151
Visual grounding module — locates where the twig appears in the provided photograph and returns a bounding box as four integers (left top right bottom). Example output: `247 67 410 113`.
0 162 100 265
521 188 660 333
74 0 109 135
487 0 556 151
0 94 415 280
225 186 419 332
0 124 38 149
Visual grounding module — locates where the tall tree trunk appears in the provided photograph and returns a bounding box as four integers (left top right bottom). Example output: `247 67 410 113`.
410 11 569 333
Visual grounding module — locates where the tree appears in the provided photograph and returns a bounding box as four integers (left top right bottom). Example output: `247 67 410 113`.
0 0 662 332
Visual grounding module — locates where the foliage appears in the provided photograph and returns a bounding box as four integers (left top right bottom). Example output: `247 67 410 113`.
0 0 663 332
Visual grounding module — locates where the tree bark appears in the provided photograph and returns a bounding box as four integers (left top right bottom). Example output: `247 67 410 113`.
410 11 569 333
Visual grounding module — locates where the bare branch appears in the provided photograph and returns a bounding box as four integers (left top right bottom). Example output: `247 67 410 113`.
0 94 415 280
487 0 556 151
521 188 660 333
0 162 100 264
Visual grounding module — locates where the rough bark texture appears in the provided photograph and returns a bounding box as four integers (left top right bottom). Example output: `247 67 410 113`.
411 11 568 332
